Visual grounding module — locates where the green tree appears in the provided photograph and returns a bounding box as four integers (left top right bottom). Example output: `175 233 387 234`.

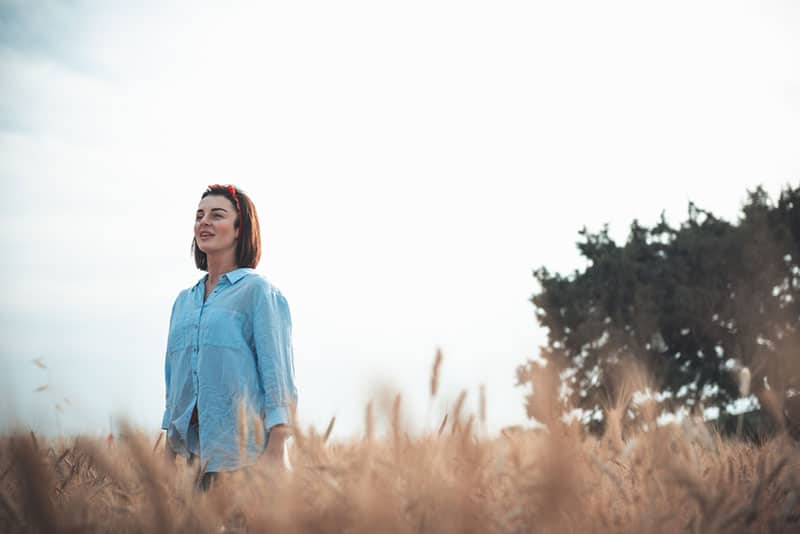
519 185 800 428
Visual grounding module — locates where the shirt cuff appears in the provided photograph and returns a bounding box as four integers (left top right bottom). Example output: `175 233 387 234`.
161 409 171 430
264 406 290 430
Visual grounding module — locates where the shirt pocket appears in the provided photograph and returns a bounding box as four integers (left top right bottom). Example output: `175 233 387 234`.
167 320 192 353
202 308 248 349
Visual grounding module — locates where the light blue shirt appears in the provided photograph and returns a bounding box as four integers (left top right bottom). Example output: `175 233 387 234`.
161 268 298 472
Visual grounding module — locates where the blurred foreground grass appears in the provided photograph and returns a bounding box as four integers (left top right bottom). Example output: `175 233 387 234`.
1 405 800 533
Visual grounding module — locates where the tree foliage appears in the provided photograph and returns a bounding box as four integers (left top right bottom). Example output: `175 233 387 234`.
520 185 800 426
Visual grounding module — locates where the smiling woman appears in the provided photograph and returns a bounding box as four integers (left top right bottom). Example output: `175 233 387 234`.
161 184 298 491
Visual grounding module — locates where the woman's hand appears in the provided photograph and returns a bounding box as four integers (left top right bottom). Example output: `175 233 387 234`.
263 424 291 472
162 432 177 467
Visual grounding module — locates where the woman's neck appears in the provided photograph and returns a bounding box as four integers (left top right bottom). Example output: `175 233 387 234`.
205 253 238 287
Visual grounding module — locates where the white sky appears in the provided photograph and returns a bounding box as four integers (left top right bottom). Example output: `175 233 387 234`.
1 0 798 440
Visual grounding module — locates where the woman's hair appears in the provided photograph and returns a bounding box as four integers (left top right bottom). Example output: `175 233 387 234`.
193 184 262 270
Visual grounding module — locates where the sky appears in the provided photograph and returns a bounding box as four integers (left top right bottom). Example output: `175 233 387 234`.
1 0 798 441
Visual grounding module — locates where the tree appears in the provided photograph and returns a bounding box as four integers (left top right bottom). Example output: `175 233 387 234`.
519 185 800 429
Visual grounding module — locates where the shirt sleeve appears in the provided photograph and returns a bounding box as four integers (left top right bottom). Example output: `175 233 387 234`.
160 352 171 430
161 298 178 430
253 289 298 430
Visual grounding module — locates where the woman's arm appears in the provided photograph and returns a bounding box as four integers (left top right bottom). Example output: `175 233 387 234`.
252 289 298 430
161 299 179 431
161 352 171 430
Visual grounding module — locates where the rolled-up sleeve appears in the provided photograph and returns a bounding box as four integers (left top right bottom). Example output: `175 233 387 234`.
253 289 298 430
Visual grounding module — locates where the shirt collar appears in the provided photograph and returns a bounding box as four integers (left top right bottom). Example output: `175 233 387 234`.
223 267 254 285
194 267 254 289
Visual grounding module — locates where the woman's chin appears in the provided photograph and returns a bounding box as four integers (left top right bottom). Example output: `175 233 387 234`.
199 245 233 256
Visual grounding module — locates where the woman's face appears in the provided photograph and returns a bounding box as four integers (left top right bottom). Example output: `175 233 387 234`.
195 194 239 255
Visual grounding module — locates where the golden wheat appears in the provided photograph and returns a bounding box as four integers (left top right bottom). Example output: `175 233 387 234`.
2 357 800 532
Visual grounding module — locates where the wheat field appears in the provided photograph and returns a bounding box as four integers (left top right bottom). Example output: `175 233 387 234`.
2 365 800 533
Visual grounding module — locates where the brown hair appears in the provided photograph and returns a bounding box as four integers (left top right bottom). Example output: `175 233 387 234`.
192 184 261 270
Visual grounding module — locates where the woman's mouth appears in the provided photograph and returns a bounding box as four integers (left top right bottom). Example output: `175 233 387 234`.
199 232 215 240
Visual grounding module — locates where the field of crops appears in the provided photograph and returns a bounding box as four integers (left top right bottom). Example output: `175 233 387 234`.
1 394 799 534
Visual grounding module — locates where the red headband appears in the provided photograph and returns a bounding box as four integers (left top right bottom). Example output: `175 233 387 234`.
207 184 242 230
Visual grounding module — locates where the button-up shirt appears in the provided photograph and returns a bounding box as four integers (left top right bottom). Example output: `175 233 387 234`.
161 267 298 472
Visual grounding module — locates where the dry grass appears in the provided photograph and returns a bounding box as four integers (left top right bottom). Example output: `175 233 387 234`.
2 415 799 532
3 363 800 532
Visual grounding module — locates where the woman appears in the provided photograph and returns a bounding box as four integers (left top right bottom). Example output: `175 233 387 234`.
161 184 298 491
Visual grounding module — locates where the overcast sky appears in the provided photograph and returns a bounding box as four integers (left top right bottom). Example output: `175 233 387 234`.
1 0 798 441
